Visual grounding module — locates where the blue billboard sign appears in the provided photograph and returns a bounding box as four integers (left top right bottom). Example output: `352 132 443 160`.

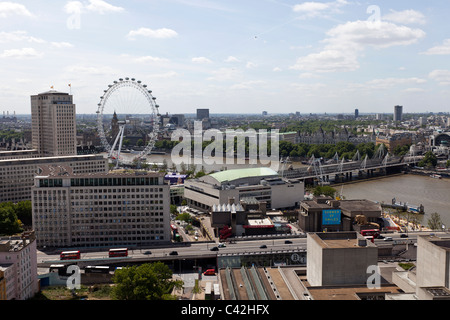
322 209 341 225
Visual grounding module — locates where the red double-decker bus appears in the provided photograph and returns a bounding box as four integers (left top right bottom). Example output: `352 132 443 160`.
360 229 380 238
108 248 128 258
60 250 81 260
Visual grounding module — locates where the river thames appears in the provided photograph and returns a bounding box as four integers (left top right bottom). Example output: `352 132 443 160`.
339 174 450 228
121 152 450 227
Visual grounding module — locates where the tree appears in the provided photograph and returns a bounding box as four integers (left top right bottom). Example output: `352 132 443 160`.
0 203 23 235
176 212 192 223
111 262 183 300
15 200 32 226
313 185 337 198
418 151 437 168
427 212 443 231
170 204 178 215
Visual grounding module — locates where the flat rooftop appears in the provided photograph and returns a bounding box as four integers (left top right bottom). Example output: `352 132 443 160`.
308 232 377 249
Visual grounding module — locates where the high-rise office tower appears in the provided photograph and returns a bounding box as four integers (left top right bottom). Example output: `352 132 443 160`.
31 90 77 156
355 109 359 119
394 105 403 122
196 108 209 120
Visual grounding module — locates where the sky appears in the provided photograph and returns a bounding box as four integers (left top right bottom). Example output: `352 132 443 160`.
0 0 449 115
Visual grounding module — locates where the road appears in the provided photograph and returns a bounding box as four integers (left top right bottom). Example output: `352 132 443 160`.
37 231 440 267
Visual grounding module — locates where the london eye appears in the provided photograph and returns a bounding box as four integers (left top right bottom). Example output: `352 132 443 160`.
96 77 161 167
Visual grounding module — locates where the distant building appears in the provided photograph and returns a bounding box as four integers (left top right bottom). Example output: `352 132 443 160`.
394 105 403 122
355 109 359 119
262 111 268 116
196 108 210 120
32 167 171 248
0 231 38 300
31 90 77 157
376 132 412 153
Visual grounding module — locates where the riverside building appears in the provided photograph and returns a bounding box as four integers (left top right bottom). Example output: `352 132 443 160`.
31 166 171 248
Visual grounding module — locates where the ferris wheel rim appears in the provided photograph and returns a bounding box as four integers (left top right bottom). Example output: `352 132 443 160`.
96 78 160 161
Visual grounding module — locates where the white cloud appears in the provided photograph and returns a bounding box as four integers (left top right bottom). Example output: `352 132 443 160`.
127 27 178 40
192 56 212 64
0 31 44 43
292 0 348 19
85 0 124 14
292 49 359 73
273 67 282 72
365 77 427 89
421 39 450 55
64 65 116 75
403 88 425 93
0 47 42 59
207 67 241 82
291 20 426 73
246 61 257 69
224 56 240 63
64 1 84 14
382 9 426 25
429 70 450 86
0 2 33 18
230 80 265 90
134 56 169 63
51 42 74 48
148 71 179 78
64 0 123 14
346 77 427 91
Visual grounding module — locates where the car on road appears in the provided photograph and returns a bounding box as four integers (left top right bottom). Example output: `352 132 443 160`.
285 240 293 244
169 251 178 255
210 246 219 251
384 237 393 241
218 243 226 248
260 245 267 249
203 269 215 276
400 234 408 238
144 250 152 255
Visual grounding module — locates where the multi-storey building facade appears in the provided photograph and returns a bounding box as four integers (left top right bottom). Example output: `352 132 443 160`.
0 231 38 300
32 167 171 248
0 154 108 203
31 90 77 157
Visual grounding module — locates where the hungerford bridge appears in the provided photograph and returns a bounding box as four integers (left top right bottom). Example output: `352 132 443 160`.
279 145 424 185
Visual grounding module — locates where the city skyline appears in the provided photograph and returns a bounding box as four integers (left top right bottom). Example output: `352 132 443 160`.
0 1 449 115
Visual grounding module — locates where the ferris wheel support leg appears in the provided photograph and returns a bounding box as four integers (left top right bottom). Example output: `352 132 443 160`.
116 125 126 168
109 126 123 158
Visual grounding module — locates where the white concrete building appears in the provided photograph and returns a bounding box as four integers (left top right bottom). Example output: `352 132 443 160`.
32 167 171 248
0 231 38 300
